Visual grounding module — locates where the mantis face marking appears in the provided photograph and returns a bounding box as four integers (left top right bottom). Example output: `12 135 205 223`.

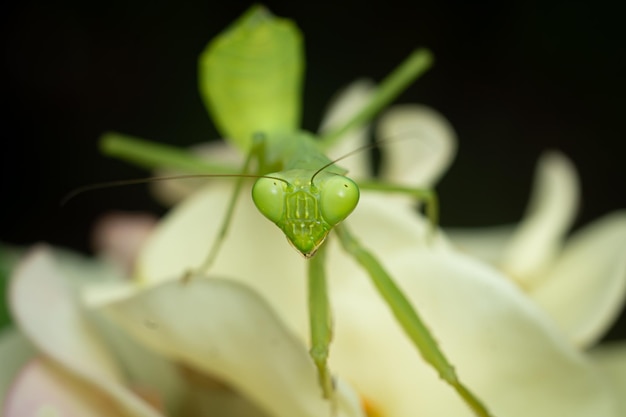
252 170 360 257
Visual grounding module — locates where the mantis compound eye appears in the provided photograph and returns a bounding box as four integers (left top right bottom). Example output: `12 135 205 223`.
252 177 287 224
319 176 360 226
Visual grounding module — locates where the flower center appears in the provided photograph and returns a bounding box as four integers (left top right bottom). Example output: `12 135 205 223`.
362 396 383 417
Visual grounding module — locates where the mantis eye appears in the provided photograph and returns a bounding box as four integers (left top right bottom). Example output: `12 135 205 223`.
320 176 359 226
252 177 286 224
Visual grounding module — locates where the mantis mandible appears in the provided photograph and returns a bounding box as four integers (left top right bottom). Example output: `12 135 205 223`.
99 6 493 417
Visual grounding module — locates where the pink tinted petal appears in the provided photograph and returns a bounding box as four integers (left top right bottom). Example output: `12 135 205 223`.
91 212 157 274
9 246 163 417
5 358 117 417
0 328 36 409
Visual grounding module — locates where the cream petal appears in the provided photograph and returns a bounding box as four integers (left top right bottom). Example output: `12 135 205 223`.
530 211 626 348
323 196 617 416
103 278 365 417
500 151 580 287
0 328 36 409
318 79 376 179
4 358 126 417
445 224 516 264
377 104 457 189
86 311 186 414
590 342 626 416
9 246 163 417
137 181 310 337
324 240 617 417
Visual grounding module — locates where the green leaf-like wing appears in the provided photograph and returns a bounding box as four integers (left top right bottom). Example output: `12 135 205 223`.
199 6 304 151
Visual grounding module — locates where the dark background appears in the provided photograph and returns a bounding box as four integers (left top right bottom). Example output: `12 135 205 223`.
1 0 625 338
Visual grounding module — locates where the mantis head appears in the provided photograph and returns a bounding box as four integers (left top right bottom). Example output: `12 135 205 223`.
252 171 360 258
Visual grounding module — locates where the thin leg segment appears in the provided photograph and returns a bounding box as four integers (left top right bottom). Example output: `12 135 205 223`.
307 243 335 402
319 49 434 150
100 132 239 174
335 224 493 417
358 181 439 234
192 136 267 276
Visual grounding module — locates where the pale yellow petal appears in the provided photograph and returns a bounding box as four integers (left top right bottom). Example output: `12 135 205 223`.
500 151 579 287
446 224 516 264
319 80 376 179
530 211 626 347
590 342 626 416
377 104 457 189
86 311 186 414
325 241 617 417
136 181 310 337
322 196 617 416
103 278 364 417
10 246 163 417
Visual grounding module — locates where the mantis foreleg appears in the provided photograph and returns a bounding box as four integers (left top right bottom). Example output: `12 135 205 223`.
334 224 493 417
307 243 335 403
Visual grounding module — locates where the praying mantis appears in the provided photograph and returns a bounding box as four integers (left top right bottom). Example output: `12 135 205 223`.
99 6 493 417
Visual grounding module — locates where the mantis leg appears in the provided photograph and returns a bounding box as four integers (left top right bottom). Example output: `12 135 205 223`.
100 132 240 175
192 136 267 276
319 49 433 150
307 243 335 402
358 181 439 233
334 224 493 417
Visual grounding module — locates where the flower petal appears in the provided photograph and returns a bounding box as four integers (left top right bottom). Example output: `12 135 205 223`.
325 243 617 416
446 224 516 264
9 246 163 417
377 104 457 189
590 342 626 416
4 358 123 417
319 80 376 179
86 310 186 414
530 211 626 347
500 151 580 287
137 181 310 337
0 328 36 409
103 278 365 417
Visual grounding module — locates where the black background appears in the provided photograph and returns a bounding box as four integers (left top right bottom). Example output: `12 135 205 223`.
2 0 625 339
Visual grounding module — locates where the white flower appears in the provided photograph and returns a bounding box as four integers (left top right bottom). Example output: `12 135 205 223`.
129 82 621 415
1 81 622 417
446 148 626 414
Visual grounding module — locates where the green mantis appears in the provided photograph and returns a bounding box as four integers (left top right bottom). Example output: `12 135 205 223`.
101 6 493 417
